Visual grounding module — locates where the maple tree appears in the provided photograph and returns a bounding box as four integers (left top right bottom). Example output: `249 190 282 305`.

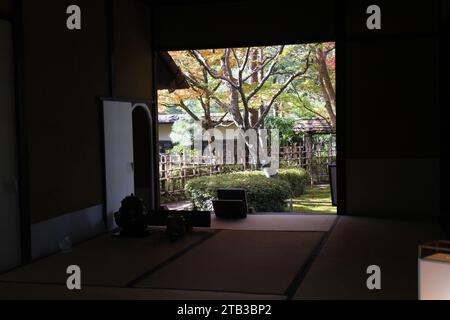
158 50 229 131
158 43 336 132
275 43 336 129
315 43 336 128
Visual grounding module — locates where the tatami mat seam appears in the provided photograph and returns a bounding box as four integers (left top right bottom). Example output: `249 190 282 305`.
125 230 221 288
138 286 288 298
285 216 341 299
0 230 219 289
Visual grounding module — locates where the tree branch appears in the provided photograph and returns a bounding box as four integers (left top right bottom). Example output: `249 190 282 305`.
179 100 200 121
214 111 229 125
232 47 251 87
189 50 239 89
161 100 200 122
325 45 335 55
239 48 251 74
230 48 240 69
199 95 206 112
222 49 235 86
242 55 272 82
212 81 222 93
290 83 331 125
253 52 311 128
247 45 285 101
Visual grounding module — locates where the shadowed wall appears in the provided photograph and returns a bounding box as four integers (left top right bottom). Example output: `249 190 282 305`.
113 0 153 100
21 0 154 224
0 0 12 16
22 0 109 223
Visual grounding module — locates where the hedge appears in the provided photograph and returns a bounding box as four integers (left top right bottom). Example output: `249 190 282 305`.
185 169 309 212
277 168 310 197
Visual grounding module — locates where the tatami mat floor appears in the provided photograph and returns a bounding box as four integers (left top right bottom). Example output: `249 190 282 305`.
0 215 445 300
0 282 286 300
211 214 336 231
294 217 446 299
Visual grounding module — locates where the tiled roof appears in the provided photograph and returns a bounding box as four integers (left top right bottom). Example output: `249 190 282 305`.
294 118 334 134
158 113 234 124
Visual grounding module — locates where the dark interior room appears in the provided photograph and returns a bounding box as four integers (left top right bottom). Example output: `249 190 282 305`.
0 0 448 304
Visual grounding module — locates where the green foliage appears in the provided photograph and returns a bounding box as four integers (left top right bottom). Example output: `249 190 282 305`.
278 87 325 119
264 115 303 146
292 185 337 214
168 119 202 155
185 171 292 212
159 44 332 128
158 106 185 115
277 168 310 197
160 192 187 204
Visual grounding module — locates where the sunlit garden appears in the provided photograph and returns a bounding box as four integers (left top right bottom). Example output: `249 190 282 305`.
157 43 336 214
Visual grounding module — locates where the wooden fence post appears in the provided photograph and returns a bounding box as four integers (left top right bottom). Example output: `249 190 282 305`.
158 136 336 198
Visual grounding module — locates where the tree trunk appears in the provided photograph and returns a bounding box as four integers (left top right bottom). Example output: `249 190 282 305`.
250 48 259 83
249 109 259 128
220 52 244 129
229 87 243 129
319 75 336 128
317 48 336 110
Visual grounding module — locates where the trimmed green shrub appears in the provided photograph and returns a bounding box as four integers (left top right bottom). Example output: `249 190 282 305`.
277 168 310 197
185 171 292 212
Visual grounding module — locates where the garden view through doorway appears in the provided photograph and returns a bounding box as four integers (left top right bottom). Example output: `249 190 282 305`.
156 43 336 215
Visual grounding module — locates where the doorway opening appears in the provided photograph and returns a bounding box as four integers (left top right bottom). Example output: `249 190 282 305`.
102 100 155 230
156 43 337 215
132 105 152 206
